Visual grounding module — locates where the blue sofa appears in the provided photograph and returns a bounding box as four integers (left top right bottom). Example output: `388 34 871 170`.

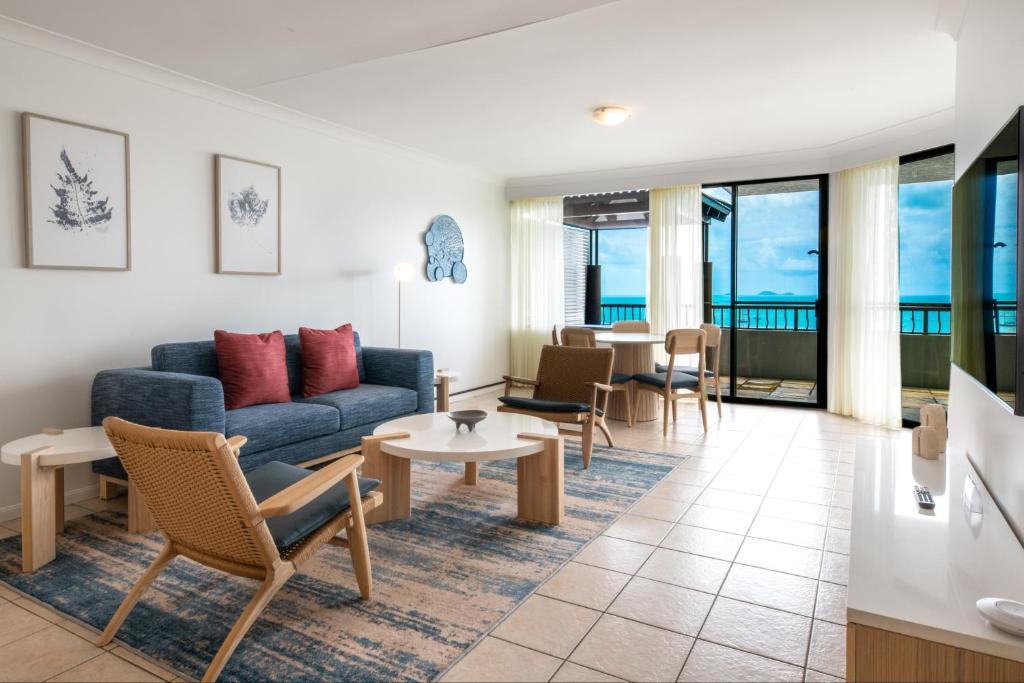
91 331 433 480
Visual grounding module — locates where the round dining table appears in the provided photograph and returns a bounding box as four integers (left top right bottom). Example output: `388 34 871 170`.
593 331 666 423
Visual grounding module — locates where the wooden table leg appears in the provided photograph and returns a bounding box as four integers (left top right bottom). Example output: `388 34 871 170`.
436 376 450 412
607 343 659 422
20 449 57 572
464 461 478 485
54 466 64 534
361 433 412 524
516 434 564 525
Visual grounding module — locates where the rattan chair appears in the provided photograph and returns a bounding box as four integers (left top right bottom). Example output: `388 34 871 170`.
560 326 634 427
99 417 383 682
634 328 708 435
656 322 723 418
498 345 614 468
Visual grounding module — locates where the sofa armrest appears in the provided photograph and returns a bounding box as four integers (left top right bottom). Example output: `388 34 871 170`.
362 347 434 413
91 368 226 433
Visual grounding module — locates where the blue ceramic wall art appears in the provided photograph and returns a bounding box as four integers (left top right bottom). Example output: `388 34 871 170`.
424 214 467 283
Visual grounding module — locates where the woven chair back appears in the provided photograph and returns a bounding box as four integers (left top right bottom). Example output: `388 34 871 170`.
612 320 651 333
103 417 275 569
560 327 596 348
533 345 613 404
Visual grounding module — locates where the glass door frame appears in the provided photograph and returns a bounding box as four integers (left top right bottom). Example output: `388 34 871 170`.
702 173 830 409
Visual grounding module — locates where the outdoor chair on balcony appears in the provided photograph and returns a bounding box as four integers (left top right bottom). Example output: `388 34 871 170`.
498 345 614 468
561 326 634 426
99 417 382 682
635 328 708 435
656 322 723 418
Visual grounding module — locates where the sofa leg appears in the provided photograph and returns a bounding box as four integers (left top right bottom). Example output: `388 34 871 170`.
99 476 122 500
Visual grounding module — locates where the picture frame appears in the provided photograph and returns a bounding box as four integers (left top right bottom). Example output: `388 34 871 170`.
22 112 131 271
215 154 281 275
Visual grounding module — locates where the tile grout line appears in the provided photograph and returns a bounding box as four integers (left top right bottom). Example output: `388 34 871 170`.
675 409 801 679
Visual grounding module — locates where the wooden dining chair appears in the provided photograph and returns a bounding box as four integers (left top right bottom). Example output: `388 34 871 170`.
561 326 634 426
498 345 614 468
633 328 708 435
99 417 383 682
656 322 723 418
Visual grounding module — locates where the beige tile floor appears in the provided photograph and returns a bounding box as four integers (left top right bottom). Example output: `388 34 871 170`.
0 388 901 682
441 387 905 683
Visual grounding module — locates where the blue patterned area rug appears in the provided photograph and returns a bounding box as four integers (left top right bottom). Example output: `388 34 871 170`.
0 442 680 682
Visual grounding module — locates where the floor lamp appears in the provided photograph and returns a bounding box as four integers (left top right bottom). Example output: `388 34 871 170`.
393 262 414 348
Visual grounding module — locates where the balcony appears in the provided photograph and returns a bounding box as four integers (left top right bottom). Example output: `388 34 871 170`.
599 301 1017 419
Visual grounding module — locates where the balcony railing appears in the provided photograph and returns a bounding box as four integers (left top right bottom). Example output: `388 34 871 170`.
603 301 1017 334
600 303 647 325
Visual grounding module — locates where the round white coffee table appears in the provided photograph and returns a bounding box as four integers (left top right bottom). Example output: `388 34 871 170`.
363 412 563 525
1 427 115 572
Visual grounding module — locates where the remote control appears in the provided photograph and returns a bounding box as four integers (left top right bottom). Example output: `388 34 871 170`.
914 485 935 510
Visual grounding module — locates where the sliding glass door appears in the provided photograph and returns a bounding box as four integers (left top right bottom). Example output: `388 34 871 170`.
703 176 828 407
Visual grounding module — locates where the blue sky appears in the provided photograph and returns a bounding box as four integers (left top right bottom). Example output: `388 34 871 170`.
598 179 988 303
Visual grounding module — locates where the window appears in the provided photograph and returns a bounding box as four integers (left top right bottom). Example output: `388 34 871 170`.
564 191 649 325
898 146 954 423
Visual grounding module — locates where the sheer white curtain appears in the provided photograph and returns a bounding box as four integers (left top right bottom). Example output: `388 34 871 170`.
510 196 564 378
648 185 704 360
828 158 902 428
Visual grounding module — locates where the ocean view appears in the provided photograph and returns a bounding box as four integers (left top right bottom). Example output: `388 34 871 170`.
598 294 1017 333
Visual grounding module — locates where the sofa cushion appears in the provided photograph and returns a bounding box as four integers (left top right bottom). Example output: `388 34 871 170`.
215 330 292 410
226 402 340 454
245 461 380 549
498 395 604 416
152 332 366 390
299 383 418 430
299 324 360 397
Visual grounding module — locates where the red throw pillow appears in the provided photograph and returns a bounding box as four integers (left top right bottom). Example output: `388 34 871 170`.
299 324 360 397
214 330 291 410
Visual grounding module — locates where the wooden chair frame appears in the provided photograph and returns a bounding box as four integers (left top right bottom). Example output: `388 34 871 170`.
701 323 724 419
499 376 613 469
634 329 708 436
560 326 634 427
99 418 382 682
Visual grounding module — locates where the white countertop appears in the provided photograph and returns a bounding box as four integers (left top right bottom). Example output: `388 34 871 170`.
848 437 1024 662
373 412 557 463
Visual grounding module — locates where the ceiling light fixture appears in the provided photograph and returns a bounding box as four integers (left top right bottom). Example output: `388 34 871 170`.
592 106 631 126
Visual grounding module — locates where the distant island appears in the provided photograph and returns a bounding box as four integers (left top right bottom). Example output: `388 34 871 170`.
757 290 794 296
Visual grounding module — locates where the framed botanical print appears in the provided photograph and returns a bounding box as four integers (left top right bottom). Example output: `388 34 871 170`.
215 154 281 275
23 113 131 270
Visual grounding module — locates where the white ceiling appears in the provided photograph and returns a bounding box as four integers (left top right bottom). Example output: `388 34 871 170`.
0 0 956 180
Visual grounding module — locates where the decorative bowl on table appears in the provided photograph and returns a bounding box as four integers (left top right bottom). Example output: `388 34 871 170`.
448 410 487 432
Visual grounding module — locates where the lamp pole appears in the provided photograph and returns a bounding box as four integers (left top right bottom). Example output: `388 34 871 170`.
393 263 413 348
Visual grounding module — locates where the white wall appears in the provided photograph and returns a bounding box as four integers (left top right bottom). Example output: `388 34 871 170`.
0 20 509 517
954 0 1024 180
947 0 1024 524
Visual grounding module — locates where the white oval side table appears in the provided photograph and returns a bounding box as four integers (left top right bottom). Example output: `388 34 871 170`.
1 426 114 572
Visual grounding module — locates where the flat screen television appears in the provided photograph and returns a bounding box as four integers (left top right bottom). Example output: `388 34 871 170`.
951 107 1023 413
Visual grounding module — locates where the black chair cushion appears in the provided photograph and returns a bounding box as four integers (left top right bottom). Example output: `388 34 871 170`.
633 372 700 389
245 460 379 549
498 395 604 416
610 372 632 384
654 363 715 378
